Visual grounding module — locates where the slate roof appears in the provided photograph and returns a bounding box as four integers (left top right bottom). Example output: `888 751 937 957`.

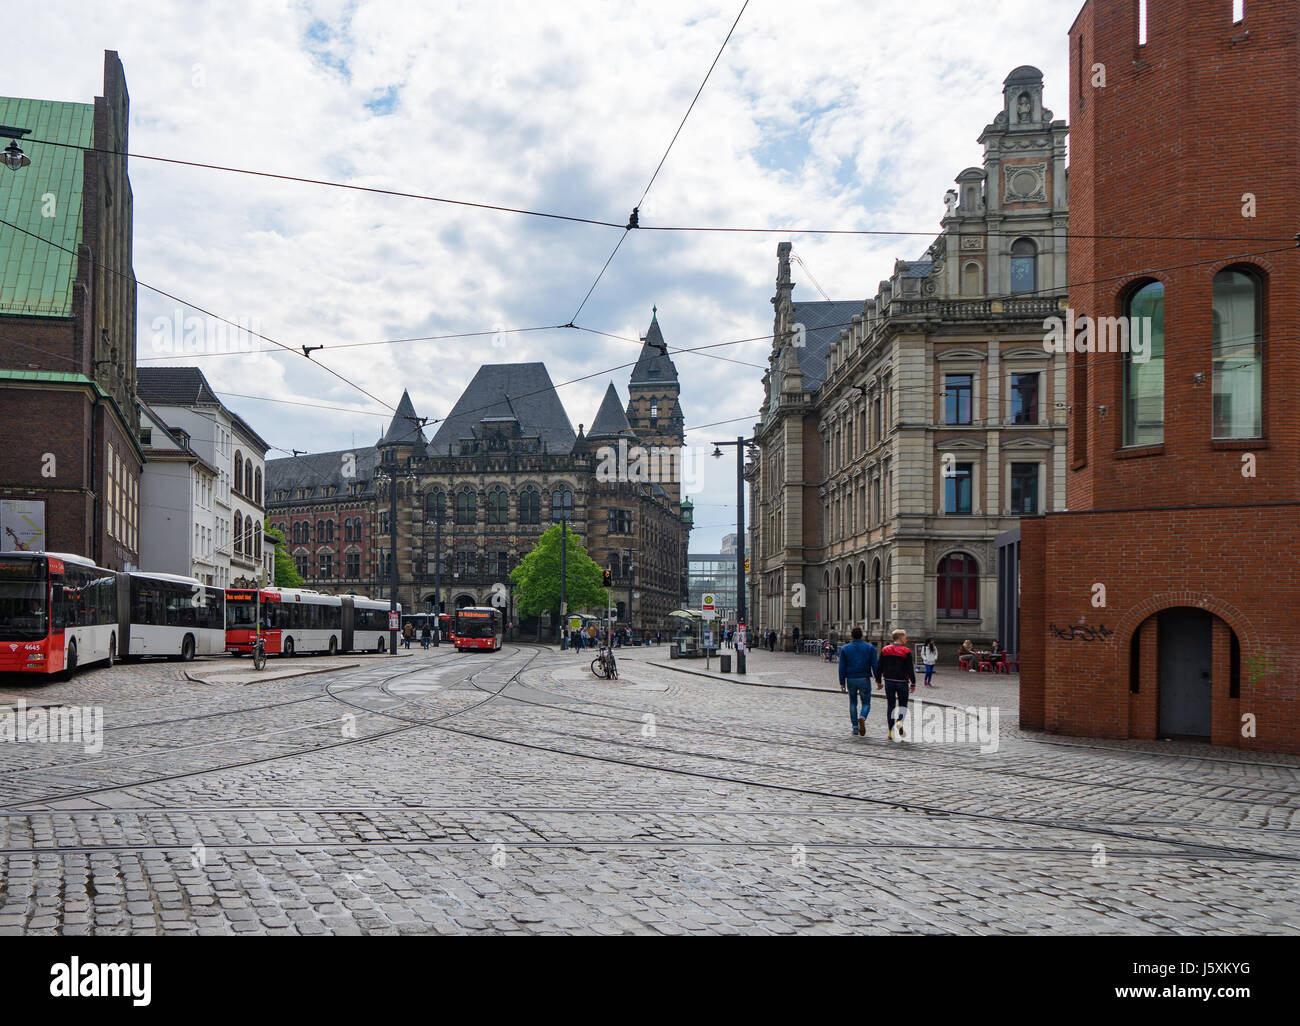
629 312 679 386
428 363 576 455
788 300 864 392
379 389 428 447
265 446 380 500
137 366 270 451
136 366 222 406
0 97 94 318
898 260 933 278
587 382 635 438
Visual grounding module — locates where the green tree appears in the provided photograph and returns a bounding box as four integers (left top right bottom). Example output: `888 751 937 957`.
509 523 608 634
266 522 303 588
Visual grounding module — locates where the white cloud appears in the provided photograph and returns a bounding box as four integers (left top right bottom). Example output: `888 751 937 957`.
6 0 1079 548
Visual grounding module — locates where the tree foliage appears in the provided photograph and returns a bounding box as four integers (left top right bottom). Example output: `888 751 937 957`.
509 523 608 620
266 522 304 588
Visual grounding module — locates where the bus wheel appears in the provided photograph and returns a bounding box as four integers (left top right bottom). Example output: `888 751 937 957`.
283 637 295 658
106 634 116 668
62 640 78 681
328 636 337 656
181 636 196 662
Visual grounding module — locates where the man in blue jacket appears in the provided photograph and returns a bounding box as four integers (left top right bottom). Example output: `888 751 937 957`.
838 627 878 737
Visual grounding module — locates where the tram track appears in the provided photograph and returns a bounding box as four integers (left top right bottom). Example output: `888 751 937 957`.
0 647 538 811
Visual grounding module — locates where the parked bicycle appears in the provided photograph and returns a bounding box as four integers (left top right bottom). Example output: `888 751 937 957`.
251 632 267 671
590 646 618 680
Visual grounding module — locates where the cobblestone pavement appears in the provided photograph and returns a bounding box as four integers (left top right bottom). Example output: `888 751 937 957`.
1 643 1297 935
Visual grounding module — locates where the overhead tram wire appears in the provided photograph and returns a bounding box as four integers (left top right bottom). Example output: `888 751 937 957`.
567 0 750 325
0 216 396 415
19 133 1296 244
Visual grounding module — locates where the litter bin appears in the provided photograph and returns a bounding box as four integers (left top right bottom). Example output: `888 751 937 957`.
719 654 731 674
736 652 746 675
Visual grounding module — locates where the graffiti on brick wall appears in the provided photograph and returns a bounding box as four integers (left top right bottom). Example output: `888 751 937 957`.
1246 653 1279 686
1048 623 1112 642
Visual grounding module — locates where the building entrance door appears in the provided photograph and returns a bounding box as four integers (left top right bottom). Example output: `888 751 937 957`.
1157 608 1213 738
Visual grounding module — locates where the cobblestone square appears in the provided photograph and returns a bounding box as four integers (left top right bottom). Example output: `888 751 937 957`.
0 644 1296 935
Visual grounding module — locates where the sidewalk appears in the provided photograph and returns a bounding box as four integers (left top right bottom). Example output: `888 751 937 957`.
638 646 1019 709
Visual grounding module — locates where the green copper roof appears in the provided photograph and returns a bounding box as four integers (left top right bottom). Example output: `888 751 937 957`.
0 97 94 318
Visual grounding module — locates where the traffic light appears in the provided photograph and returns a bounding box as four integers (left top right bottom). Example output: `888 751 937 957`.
744 557 750 573
602 569 612 587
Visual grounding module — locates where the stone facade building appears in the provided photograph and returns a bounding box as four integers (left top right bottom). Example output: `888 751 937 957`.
266 316 692 631
749 67 1070 653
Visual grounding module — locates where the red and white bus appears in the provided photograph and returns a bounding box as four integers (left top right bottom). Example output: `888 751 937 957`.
453 606 503 651
0 552 119 677
225 587 397 657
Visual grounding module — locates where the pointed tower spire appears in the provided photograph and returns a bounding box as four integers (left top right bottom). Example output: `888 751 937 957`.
379 390 427 448
588 382 636 438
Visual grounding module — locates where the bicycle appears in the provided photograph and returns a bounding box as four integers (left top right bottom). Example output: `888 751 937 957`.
590 646 618 680
251 633 267 672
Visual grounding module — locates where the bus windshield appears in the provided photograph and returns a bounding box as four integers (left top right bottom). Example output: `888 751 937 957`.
227 596 275 629
455 612 497 638
0 558 47 639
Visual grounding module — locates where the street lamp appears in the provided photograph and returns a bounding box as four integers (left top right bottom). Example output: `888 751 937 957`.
0 126 32 171
711 436 754 636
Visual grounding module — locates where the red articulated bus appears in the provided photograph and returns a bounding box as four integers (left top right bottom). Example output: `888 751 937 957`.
225 587 396 657
453 606 503 651
0 551 118 677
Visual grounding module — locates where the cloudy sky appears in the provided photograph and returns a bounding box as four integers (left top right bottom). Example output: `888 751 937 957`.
8 0 1080 550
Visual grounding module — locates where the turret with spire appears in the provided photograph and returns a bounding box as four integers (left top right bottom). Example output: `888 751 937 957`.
626 308 684 509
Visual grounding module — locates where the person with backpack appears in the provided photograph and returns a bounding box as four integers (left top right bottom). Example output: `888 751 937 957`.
420 623 432 650
876 628 917 740
402 621 414 649
919 637 939 687
838 627 878 737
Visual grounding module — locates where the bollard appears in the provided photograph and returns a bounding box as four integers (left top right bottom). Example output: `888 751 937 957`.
736 651 746 675
720 654 731 674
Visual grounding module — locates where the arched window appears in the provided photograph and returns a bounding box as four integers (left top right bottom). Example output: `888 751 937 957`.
254 468 262 505
1212 268 1262 439
234 512 243 554
846 564 854 622
487 488 508 525
317 520 325 542
456 489 477 524
519 487 540 525
872 558 882 621
1009 238 1037 293
245 518 254 557
233 453 243 494
962 262 982 296
326 521 334 543
426 491 446 523
859 561 868 625
551 487 573 522
833 569 841 622
344 519 352 542
245 462 253 498
937 553 979 619
255 532 262 559
1123 280 1165 446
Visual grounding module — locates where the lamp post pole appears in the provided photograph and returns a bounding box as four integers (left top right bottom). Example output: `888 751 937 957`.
432 507 442 646
712 436 754 637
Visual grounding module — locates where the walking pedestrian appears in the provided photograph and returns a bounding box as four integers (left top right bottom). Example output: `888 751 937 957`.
838 627 878 737
792 625 800 653
919 637 939 687
402 621 414 649
421 624 432 650
876 629 917 740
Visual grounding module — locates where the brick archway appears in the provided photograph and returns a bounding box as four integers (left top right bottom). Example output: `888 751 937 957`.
1112 590 1260 656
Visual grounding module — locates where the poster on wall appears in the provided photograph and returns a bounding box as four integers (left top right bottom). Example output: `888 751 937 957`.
0 499 46 552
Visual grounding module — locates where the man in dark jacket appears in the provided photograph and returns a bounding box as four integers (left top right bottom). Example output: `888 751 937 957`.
837 627 878 737
876 628 917 740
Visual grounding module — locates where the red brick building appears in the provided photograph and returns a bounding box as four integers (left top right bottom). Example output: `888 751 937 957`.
1020 1 1299 752
0 52 141 569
